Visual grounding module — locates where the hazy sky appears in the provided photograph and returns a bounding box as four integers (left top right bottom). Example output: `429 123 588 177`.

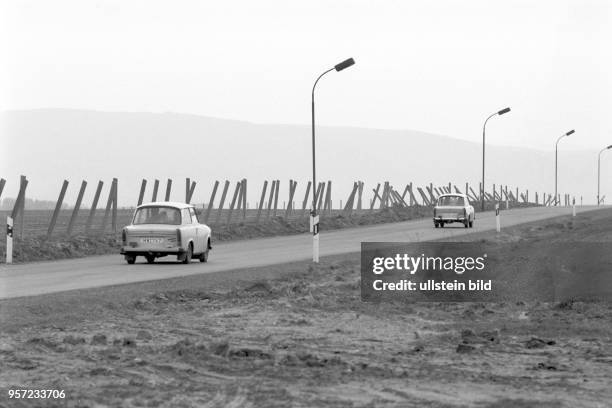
1 0 611 151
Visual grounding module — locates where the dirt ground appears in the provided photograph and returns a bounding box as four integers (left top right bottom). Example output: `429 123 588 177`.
1 210 612 407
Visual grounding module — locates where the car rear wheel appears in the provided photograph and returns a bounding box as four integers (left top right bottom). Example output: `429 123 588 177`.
125 255 136 264
145 255 155 264
440 222 445 228
199 249 209 263
200 239 211 262
182 244 193 264
469 219 474 228
434 222 439 228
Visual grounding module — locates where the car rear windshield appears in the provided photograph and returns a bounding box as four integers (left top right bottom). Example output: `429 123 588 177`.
438 196 465 206
133 206 181 225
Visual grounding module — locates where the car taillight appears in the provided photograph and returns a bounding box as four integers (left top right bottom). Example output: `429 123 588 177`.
176 229 182 247
463 208 467 218
122 229 127 244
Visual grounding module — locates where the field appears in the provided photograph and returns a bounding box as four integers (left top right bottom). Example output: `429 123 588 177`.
1 209 611 407
0 199 539 239
0 200 542 264
0 207 395 241
0 207 328 239
0 206 435 263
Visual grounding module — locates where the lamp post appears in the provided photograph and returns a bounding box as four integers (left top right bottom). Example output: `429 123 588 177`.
481 107 511 211
555 129 575 206
597 144 612 205
311 57 355 263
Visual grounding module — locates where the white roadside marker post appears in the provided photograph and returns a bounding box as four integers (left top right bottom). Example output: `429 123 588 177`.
310 212 319 262
495 203 501 233
6 216 13 264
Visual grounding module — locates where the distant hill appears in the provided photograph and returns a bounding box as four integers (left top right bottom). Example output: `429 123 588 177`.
0 109 604 207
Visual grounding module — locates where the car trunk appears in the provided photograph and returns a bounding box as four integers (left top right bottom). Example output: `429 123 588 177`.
436 206 466 219
125 224 179 249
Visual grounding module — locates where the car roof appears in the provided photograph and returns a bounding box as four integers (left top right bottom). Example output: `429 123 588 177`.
438 193 468 198
137 201 194 210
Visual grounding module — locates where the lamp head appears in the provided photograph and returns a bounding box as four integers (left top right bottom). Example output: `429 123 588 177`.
566 129 575 136
497 107 511 115
334 58 355 72
607 144 612 150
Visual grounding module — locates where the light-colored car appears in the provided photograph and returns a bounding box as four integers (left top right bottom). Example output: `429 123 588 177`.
433 193 475 228
120 202 212 264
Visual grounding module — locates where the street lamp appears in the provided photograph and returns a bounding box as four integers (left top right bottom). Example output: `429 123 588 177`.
311 57 355 263
554 129 575 206
481 107 511 211
597 144 612 205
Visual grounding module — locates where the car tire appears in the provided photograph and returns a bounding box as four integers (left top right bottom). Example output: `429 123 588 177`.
182 244 192 264
440 222 445 228
145 255 155 264
434 222 439 228
199 249 209 263
125 255 136 265
464 220 469 228
469 219 474 228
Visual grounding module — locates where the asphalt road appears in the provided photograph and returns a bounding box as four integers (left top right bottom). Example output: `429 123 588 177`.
0 205 603 299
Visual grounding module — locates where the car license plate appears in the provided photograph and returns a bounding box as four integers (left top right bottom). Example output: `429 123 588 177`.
141 238 163 244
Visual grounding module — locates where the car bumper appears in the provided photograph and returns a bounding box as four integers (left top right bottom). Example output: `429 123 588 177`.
121 246 186 256
433 216 467 222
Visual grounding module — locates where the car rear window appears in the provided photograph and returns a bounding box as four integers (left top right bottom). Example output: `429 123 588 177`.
133 206 181 225
438 196 464 206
